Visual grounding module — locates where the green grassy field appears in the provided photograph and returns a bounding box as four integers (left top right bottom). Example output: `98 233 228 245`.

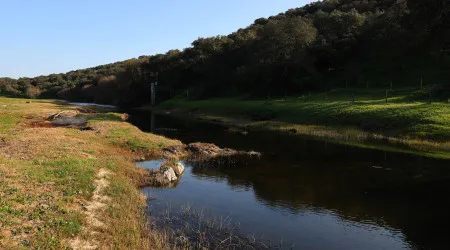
156 87 450 158
0 97 181 249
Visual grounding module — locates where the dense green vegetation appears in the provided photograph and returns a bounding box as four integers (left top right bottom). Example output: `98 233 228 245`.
1 0 449 106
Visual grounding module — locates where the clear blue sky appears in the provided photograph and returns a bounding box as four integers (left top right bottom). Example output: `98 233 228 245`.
0 0 312 78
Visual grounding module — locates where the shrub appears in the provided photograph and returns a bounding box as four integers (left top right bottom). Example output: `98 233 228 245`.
25 86 41 99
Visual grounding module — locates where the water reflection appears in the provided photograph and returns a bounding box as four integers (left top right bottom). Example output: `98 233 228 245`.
131 111 450 249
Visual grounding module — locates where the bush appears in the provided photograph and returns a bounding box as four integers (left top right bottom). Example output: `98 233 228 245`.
25 86 41 99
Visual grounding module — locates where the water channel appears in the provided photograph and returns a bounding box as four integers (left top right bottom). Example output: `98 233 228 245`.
128 110 450 249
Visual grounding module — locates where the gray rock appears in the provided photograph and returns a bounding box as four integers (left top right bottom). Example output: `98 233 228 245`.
163 167 177 181
172 162 185 176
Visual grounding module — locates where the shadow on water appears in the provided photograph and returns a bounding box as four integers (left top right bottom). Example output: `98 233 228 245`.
129 110 450 249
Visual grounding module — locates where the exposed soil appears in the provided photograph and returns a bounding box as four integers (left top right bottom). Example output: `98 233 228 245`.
25 110 91 130
70 169 112 250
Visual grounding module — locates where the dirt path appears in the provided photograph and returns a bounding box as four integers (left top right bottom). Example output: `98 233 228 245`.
70 169 112 250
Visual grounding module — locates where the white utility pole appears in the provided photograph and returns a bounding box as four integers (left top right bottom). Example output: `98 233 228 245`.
150 72 158 106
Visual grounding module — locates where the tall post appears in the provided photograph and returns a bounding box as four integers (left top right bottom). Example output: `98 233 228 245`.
150 72 158 106
420 77 423 90
151 82 156 106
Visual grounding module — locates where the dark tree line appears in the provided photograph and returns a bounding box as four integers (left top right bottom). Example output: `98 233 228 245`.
1 0 449 106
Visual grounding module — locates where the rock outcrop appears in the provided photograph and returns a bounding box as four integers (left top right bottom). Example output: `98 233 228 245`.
186 143 223 157
161 145 188 159
186 142 261 159
145 143 261 187
161 143 261 160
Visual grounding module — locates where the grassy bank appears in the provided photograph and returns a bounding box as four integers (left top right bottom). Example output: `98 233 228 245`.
154 88 450 159
0 97 181 249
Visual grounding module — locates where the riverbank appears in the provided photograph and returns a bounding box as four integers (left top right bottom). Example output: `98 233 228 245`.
148 91 450 159
0 97 181 249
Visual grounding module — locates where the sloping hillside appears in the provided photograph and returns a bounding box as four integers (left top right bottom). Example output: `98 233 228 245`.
1 0 449 106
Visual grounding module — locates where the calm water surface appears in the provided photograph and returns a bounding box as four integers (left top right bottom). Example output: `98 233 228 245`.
69 102 117 109
130 111 450 249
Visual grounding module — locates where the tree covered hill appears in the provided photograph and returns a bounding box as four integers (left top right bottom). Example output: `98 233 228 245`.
1 0 449 106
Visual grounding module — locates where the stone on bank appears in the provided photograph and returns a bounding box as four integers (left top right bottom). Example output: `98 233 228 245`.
145 161 185 187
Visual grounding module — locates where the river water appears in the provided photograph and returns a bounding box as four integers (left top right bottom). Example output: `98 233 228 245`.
69 102 118 109
129 111 450 249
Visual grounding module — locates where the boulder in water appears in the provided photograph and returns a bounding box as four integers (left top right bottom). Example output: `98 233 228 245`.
163 167 177 182
172 162 185 176
144 161 182 187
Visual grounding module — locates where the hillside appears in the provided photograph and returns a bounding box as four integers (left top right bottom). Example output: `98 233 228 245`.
1 0 449 106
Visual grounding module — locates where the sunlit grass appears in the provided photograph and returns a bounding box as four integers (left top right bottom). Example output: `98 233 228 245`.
157 88 450 157
0 96 181 249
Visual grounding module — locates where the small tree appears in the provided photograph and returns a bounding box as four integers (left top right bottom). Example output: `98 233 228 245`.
25 86 41 99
